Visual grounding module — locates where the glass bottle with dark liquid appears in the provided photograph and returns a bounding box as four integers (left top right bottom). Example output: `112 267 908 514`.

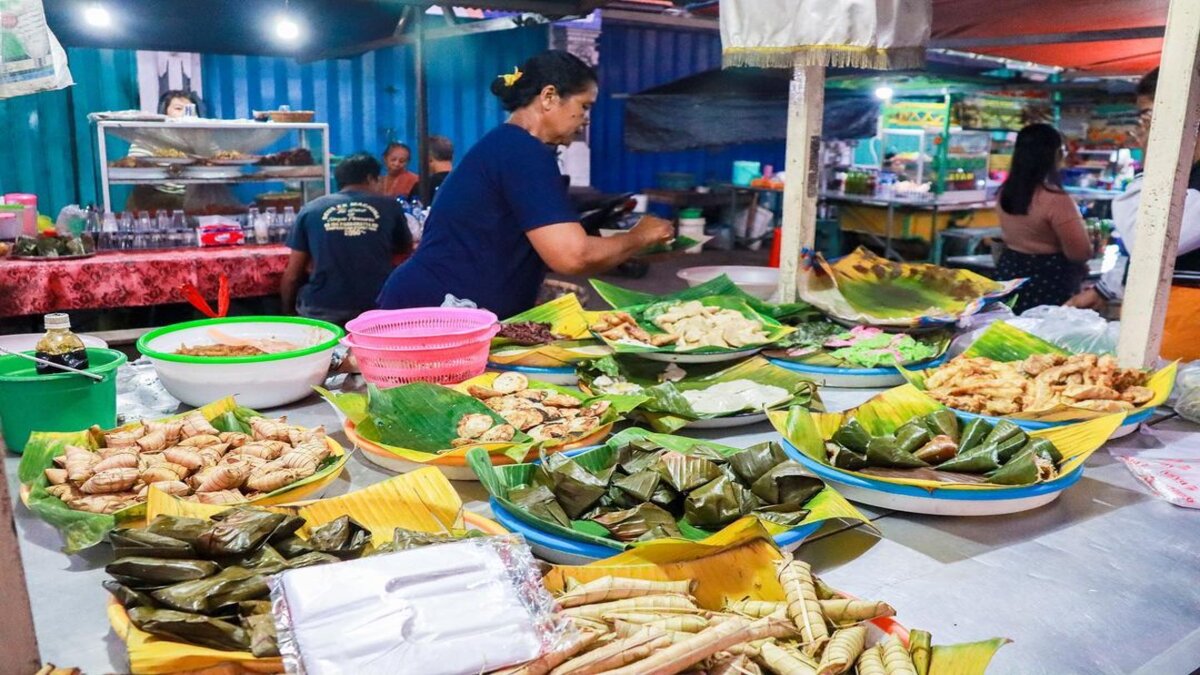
34 313 89 375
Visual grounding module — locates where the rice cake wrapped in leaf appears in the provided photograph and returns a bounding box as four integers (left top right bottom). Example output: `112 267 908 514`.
151 566 269 614
1023 437 1063 464
267 513 307 543
372 527 481 554
654 451 722 492
145 515 211 546
510 485 572 528
274 535 315 559
128 606 250 652
103 580 159 609
246 612 279 657
232 544 290 573
616 440 664 474
752 503 810 528
685 444 731 465
728 441 789 484
920 410 960 443
987 448 1055 485
935 445 1001 473
541 453 609 519
865 436 929 469
612 471 662 505
832 419 871 453
650 482 680 509
750 461 824 506
826 443 868 471
307 515 373 559
893 422 931 455
683 476 757 529
196 509 289 558
591 503 682 542
958 419 993 453
981 420 1023 447
106 557 219 587
913 435 958 464
285 551 343 568
109 528 195 560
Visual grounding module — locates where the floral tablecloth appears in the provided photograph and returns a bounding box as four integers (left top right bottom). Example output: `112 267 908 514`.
0 245 290 317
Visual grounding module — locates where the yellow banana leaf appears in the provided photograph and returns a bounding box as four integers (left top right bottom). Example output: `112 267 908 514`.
901 321 1177 422
797 247 1023 328
117 469 485 674
490 294 613 366
545 530 1007 674
17 396 347 553
770 384 1124 490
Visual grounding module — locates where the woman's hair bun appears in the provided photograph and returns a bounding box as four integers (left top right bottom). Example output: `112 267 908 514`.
490 50 597 112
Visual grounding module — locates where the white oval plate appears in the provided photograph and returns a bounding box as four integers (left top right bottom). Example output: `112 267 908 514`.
354 448 480 481
684 411 770 429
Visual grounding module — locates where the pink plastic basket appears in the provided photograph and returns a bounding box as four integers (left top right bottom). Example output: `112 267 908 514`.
343 308 500 386
346 308 499 349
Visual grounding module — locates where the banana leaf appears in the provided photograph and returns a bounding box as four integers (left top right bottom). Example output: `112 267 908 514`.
593 295 794 355
104 580 160 609
654 451 723 492
866 435 930 469
765 320 952 370
468 427 867 552
17 396 347 553
922 410 960 442
306 515 373 559
958 419 992 453
750 461 824 505
986 448 1042 486
107 557 219 587
612 471 662 504
589 274 818 321
771 384 1124 489
146 516 211 546
490 293 612 366
901 321 1177 422
541 452 610 519
245 613 278 658
578 355 821 433
796 247 1024 328
510 485 571 528
195 509 289 558
109 529 196 560
684 476 758 529
728 441 789 484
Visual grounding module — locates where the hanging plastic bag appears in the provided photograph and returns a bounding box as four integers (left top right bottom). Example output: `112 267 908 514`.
1173 361 1200 425
0 0 74 99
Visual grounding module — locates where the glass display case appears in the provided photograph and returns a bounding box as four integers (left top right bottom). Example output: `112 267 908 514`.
880 128 991 202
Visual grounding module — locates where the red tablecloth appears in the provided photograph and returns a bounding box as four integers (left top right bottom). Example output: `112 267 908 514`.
0 245 290 317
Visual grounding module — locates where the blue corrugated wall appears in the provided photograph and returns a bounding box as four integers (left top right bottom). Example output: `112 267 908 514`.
0 48 139 216
590 21 786 193
201 25 550 159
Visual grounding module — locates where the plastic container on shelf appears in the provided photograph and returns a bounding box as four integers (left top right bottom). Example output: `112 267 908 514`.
678 207 706 254
0 348 127 452
3 193 38 236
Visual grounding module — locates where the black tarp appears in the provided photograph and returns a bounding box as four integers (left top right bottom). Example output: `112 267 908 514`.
623 68 881 152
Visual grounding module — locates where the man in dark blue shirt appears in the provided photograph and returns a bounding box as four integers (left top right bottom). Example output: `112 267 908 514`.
281 153 413 325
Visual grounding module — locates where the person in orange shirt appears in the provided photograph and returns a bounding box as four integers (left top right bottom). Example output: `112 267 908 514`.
380 142 419 198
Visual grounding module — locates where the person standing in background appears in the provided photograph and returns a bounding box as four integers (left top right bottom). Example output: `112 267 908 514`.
995 123 1093 313
410 135 454 202
380 142 419 198
281 153 413 325
1066 67 1200 360
124 89 202 212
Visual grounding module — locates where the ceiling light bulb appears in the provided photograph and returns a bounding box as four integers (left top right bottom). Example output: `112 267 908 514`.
275 16 301 41
83 4 112 28
874 86 894 101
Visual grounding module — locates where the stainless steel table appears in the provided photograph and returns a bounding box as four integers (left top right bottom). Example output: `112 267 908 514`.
7 384 1199 674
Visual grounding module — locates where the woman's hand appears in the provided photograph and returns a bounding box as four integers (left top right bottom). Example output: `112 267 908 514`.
629 215 675 247
1066 287 1107 311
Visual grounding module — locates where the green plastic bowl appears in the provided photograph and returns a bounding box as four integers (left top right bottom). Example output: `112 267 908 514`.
0 348 127 453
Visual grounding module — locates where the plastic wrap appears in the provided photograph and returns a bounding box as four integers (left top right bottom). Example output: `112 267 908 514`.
949 305 1119 358
1172 362 1200 424
270 534 575 675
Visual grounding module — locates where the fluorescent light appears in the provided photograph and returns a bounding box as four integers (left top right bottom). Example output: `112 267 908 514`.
83 4 112 28
874 86 894 101
275 15 301 41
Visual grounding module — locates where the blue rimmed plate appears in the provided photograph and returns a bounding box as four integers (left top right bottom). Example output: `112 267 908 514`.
491 499 823 565
952 406 1154 440
768 353 948 389
780 438 1084 516
486 362 579 386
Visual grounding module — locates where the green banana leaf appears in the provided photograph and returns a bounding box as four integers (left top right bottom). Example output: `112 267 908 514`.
595 295 794 355
468 427 866 552
590 274 818 321
961 320 1068 361
578 355 822 432
17 398 344 553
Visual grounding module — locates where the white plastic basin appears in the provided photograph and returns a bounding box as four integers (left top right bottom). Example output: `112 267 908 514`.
677 265 779 300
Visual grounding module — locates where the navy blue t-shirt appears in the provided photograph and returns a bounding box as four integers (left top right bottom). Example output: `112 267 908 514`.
287 190 412 315
377 124 578 318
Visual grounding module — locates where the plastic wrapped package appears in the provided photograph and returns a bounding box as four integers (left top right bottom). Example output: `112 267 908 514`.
949 305 1119 358
271 535 574 675
1173 362 1200 424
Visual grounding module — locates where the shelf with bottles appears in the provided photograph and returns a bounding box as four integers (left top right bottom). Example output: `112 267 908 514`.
91 206 297 252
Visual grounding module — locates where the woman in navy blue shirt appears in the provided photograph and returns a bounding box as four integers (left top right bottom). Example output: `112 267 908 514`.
378 50 673 318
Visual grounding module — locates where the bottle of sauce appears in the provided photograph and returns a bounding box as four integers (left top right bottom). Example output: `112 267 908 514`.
34 313 89 375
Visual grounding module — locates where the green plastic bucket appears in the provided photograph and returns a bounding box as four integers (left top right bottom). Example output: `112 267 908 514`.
0 348 127 453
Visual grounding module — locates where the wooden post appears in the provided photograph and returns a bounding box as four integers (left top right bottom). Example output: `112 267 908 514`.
0 461 41 670
776 64 825 303
1117 0 1200 367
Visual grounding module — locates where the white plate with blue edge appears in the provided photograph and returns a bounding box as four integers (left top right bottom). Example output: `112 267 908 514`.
486 362 578 386
490 499 822 565
780 438 1085 516
951 406 1154 441
768 353 949 389
637 347 763 365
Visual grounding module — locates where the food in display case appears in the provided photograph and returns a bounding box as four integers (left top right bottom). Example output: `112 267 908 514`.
258 148 315 166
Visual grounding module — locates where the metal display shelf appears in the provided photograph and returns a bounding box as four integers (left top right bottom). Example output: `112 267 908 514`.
94 118 332 212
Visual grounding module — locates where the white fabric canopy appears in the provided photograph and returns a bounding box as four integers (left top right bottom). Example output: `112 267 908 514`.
720 0 932 70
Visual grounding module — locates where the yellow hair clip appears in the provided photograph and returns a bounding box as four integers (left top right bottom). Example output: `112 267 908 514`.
500 67 523 87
